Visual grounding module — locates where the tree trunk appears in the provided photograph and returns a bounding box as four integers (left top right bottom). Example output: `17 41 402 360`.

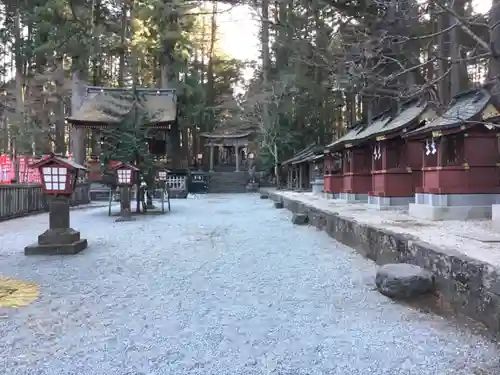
12 6 24 182
261 0 277 185
160 0 181 168
118 1 127 86
206 2 217 114
70 64 87 165
437 2 451 105
449 0 469 98
54 58 66 154
488 0 500 81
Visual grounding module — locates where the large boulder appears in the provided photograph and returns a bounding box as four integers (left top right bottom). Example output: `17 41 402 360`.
375 263 434 299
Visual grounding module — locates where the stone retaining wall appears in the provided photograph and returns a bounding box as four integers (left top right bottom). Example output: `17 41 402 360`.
262 189 500 334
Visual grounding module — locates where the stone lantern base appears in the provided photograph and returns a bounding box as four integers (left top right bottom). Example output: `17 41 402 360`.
24 195 88 255
25 228 88 255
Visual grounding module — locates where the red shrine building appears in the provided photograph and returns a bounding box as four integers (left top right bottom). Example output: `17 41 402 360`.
323 98 435 210
405 88 500 220
321 88 500 220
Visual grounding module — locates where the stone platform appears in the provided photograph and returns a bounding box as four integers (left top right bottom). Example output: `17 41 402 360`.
260 188 500 334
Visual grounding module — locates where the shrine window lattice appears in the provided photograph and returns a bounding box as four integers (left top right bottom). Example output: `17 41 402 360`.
442 134 464 166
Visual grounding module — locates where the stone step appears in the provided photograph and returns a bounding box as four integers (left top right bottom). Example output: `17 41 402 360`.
205 171 249 193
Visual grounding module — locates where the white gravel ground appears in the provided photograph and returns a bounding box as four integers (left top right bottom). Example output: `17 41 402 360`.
0 194 499 375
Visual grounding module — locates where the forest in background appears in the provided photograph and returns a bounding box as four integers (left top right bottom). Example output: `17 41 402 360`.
0 0 497 172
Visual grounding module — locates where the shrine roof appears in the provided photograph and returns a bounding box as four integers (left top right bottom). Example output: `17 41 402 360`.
200 131 254 139
282 144 322 166
325 115 392 151
30 154 87 170
66 86 177 126
405 88 494 138
354 114 392 141
324 123 365 152
376 100 430 138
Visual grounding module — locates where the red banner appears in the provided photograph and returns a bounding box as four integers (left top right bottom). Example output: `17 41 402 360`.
0 155 125 184
0 154 73 184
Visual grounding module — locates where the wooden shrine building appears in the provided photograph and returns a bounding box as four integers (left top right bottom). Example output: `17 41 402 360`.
323 99 435 209
199 131 254 172
366 99 435 209
405 88 500 220
282 145 323 190
66 86 177 183
323 113 392 202
324 123 367 200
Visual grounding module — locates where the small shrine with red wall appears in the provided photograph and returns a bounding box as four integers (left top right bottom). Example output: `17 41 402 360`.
323 152 343 198
323 124 367 200
324 115 392 202
367 99 435 209
405 88 500 220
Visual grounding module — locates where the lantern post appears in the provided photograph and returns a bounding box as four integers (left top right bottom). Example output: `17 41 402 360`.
156 168 170 213
112 162 139 221
246 152 258 192
196 153 203 170
24 154 88 255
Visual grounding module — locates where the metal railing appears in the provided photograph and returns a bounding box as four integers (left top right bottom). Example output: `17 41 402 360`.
0 183 90 221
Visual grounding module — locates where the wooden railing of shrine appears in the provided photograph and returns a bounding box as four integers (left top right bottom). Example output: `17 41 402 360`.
0 183 91 222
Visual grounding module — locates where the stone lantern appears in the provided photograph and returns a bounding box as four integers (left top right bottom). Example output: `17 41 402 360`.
24 154 88 255
112 162 139 221
246 152 258 192
311 161 324 196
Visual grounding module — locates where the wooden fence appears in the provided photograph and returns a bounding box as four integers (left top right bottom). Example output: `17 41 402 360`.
0 183 90 222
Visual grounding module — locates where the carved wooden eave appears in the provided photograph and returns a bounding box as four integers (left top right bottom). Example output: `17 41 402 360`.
66 86 177 130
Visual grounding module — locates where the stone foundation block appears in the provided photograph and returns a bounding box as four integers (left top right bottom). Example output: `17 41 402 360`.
25 239 88 255
492 204 500 230
292 213 308 225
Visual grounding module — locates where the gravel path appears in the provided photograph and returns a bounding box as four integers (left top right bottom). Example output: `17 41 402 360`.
0 194 498 375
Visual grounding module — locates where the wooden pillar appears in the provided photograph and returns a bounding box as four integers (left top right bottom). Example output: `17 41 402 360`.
380 141 388 170
299 164 303 190
235 144 240 172
209 144 214 172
